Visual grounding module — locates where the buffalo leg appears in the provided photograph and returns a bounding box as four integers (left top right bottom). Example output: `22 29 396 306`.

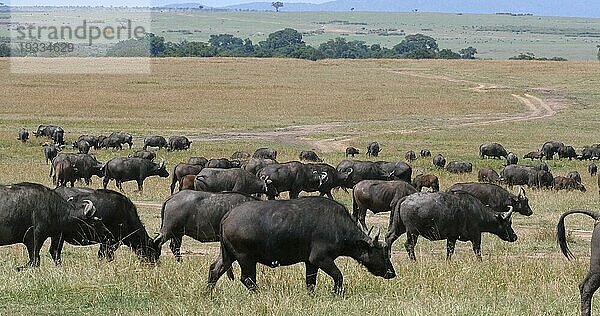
98 243 116 262
136 180 144 192
169 236 183 262
305 262 319 292
471 236 482 261
385 212 406 254
238 259 258 292
207 250 235 289
18 229 44 271
289 190 300 199
102 177 110 189
315 258 344 295
580 271 600 316
404 233 418 261
446 239 457 261
49 235 65 265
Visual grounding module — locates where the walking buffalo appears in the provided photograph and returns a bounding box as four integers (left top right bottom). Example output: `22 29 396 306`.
143 136 167 150
352 180 417 230
589 163 598 176
34 125 65 145
366 142 381 157
446 161 473 174
154 190 258 262
194 168 276 196
53 160 77 188
433 154 446 169
405 150 416 162
523 151 544 161
501 165 533 188
103 158 169 192
101 132 133 150
252 147 277 160
446 183 532 216
73 140 91 154
558 145 578 160
420 149 432 157
557 209 600 316
305 163 350 199
51 153 104 186
43 143 61 164
336 160 393 189
554 176 586 192
412 174 439 192
170 163 204 194
478 168 501 184
479 142 508 159
299 150 323 162
0 183 112 270
17 128 29 142
345 147 360 157
207 197 395 294
130 150 156 161
386 192 517 261
256 161 327 199
528 169 554 190
167 136 192 151
541 141 564 160
505 152 518 166
55 187 158 263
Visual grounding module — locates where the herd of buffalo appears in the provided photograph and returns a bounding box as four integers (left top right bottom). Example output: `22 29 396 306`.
6 126 600 314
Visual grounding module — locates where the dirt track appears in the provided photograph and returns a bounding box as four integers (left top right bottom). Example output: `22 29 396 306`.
187 69 568 152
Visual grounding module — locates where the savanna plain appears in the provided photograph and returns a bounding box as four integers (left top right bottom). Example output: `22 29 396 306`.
0 57 599 315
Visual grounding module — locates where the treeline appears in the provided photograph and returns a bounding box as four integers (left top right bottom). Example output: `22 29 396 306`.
106 28 479 60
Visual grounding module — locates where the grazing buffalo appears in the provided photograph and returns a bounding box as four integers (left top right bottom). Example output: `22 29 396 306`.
231 151 251 160
446 161 473 174
34 125 65 145
207 197 395 294
433 154 446 169
589 163 598 176
528 169 554 190
103 158 169 192
73 140 91 154
252 147 277 160
480 142 508 159
376 161 412 183
55 187 158 263
505 152 518 166
130 150 156 161
51 153 104 185
478 168 501 184
188 157 208 167
206 158 237 169
557 209 600 316
43 143 61 164
17 128 29 142
170 163 204 194
194 168 275 196
53 160 77 188
78 135 100 149
101 132 133 150
420 149 432 158
305 163 351 199
386 192 517 261
568 171 582 184
0 183 112 270
299 150 323 162
501 165 533 188
154 190 258 261
405 150 416 162
346 147 360 157
366 142 381 157
179 175 196 191
580 146 600 161
523 151 544 160
554 176 586 192
242 158 278 175
336 160 393 189
558 145 578 160
167 136 191 151
412 174 439 192
256 161 327 199
541 141 564 160
143 136 167 150
446 183 532 216
352 180 417 230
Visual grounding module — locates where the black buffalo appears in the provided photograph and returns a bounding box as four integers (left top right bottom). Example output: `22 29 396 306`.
34 125 65 145
580 146 600 161
194 168 275 196
446 161 473 174
143 136 167 150
478 168 501 184
420 149 432 157
376 161 412 182
206 158 238 169
541 141 565 160
130 150 156 161
479 142 508 159
51 153 104 185
256 161 327 199
252 147 277 160
558 145 577 160
589 163 598 176
528 169 554 190
103 158 169 192
446 183 533 216
299 150 323 162
207 197 395 294
501 164 533 188
43 143 61 164
231 151 251 160
523 151 544 160
336 160 392 189
305 163 351 199
345 147 360 157
73 140 91 154
554 176 586 192
568 171 582 184
366 141 381 157
433 154 446 169
53 160 77 188
405 150 416 162
188 156 208 167
557 209 600 316
505 152 518 166
386 192 517 261
78 135 100 149
167 136 191 151
170 163 204 194
17 128 29 142
0 183 111 270
154 190 258 262
241 158 278 175
101 132 133 150
55 187 158 263
352 180 417 230
412 174 439 192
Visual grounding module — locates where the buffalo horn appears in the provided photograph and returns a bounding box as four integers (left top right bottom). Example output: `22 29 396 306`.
83 199 96 217
500 206 514 220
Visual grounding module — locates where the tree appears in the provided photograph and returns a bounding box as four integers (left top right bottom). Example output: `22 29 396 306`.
259 28 306 57
393 34 438 59
272 1 283 12
209 34 244 50
459 46 477 59
106 34 166 57
318 38 371 59
438 49 461 59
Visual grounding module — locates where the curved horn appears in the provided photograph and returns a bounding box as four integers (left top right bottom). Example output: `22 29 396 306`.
373 226 381 243
519 187 526 197
83 199 96 217
159 160 165 169
500 206 514 220
347 167 354 175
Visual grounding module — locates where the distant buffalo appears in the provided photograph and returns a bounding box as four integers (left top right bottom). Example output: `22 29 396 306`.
252 147 277 160
541 141 564 160
412 174 439 192
143 136 167 150
299 150 323 162
231 151 251 160
366 142 381 157
589 163 598 176
505 152 518 166
345 147 360 157
420 149 431 157
130 150 156 161
554 176 586 192
17 128 29 142
167 136 191 151
523 151 544 161
405 150 416 162
446 161 472 174
558 145 577 160
478 168 501 184
479 142 508 159
433 154 446 169
103 158 169 192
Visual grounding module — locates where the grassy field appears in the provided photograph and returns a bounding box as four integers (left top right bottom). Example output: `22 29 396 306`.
0 57 600 314
3 9 600 60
